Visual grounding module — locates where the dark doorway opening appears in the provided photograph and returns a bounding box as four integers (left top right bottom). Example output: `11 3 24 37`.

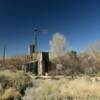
33 61 38 75
42 53 49 73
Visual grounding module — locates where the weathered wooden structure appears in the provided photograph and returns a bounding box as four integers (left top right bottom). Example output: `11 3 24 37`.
22 44 50 75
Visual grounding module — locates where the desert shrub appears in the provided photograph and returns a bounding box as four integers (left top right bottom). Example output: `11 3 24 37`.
0 70 17 89
12 71 33 95
0 56 25 70
50 50 100 76
23 77 100 100
95 72 100 77
50 50 81 77
0 70 32 98
79 54 100 74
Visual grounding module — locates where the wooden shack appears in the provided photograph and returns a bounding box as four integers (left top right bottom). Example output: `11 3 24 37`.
22 44 50 75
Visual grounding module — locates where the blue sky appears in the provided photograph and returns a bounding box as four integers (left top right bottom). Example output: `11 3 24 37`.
0 0 100 56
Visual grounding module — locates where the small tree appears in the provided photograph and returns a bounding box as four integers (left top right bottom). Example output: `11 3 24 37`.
49 32 68 59
88 41 100 62
67 50 80 78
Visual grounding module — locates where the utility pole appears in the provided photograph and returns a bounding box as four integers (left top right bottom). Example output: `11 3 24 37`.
3 45 6 67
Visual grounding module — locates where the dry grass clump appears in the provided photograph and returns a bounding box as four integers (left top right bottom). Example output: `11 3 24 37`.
23 77 100 100
67 77 100 99
1 88 21 100
0 70 32 99
0 70 20 80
